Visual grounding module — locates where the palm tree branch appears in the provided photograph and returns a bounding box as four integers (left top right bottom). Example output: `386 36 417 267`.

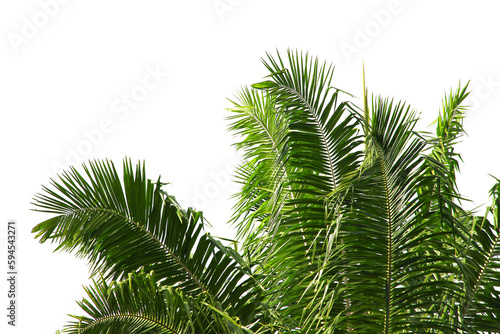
32 159 261 317
52 204 209 294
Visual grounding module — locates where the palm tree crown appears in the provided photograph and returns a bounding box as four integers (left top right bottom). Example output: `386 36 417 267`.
33 50 500 333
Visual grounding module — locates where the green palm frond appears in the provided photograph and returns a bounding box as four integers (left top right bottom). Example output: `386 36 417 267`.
254 50 362 193
240 50 363 262
227 86 291 241
31 159 261 324
64 270 255 334
228 51 364 330
424 82 471 215
461 179 500 332
300 96 469 333
65 270 192 334
431 82 470 174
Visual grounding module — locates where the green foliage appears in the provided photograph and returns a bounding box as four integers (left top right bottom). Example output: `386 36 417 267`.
33 50 500 333
32 160 264 333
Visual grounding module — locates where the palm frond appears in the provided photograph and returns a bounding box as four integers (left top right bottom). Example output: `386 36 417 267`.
254 49 362 193
461 179 500 332
31 159 261 324
424 82 471 214
430 82 470 178
227 86 291 241
229 50 365 330
64 270 192 334
64 270 255 334
301 96 467 333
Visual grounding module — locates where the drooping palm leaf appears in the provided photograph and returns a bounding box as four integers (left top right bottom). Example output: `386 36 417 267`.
65 270 193 334
65 269 257 334
31 159 263 327
229 51 364 330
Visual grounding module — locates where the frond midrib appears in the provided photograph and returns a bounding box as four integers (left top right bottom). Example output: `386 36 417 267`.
374 141 395 334
280 84 337 188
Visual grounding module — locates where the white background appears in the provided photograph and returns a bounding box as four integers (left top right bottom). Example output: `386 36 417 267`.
0 0 499 332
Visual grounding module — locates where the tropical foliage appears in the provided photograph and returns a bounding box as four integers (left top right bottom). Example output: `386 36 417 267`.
33 50 500 333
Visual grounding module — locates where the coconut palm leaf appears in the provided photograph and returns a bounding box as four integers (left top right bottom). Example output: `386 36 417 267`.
64 269 255 334
243 50 363 258
254 50 362 193
65 270 193 334
461 180 500 333
421 82 471 222
429 82 470 184
227 51 364 330
31 159 263 327
227 86 291 242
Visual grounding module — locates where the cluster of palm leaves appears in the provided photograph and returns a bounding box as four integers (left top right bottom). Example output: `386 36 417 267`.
33 50 500 333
